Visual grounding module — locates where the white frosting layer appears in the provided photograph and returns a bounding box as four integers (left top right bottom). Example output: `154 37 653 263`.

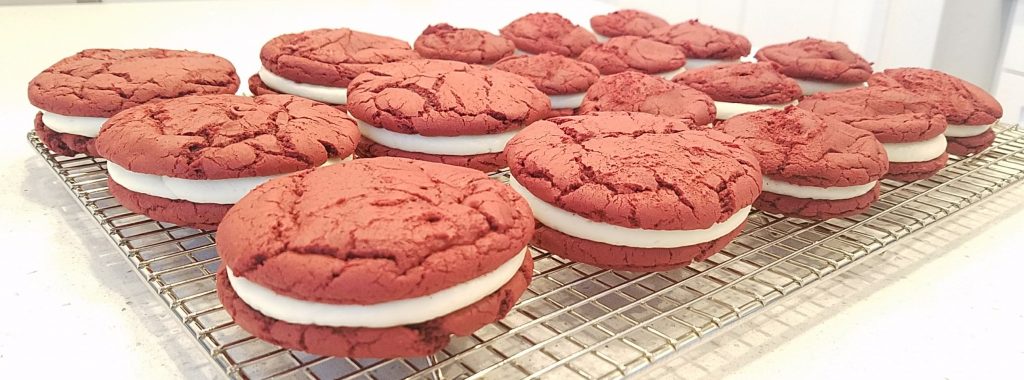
763 177 876 200
658 66 687 80
715 100 796 119
945 122 994 137
107 157 346 204
883 134 948 163
258 65 347 104
227 248 528 328
795 79 865 96
40 111 107 138
685 58 740 69
353 116 519 156
509 176 750 248
550 92 585 109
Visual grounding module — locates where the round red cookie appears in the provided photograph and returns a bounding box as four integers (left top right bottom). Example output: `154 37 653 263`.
755 38 872 82
505 112 761 271
414 23 515 65
493 53 599 117
499 13 597 56
590 9 670 38
28 48 240 156
95 94 359 229
215 157 534 358
719 107 889 220
647 20 751 60
577 36 686 75
673 62 802 105
259 28 420 88
578 71 716 125
798 86 948 181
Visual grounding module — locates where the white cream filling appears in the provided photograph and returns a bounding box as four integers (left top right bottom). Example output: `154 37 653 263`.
883 134 947 163
258 65 347 105
795 79 866 96
685 58 740 69
353 115 519 156
40 111 107 138
715 100 796 119
944 122 995 137
509 176 750 248
227 247 528 328
763 177 876 200
658 66 687 80
107 157 347 204
550 92 585 109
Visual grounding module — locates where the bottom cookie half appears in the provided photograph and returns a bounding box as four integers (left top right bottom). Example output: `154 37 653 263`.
946 129 995 157
754 184 881 220
885 153 948 182
34 112 98 157
107 178 231 230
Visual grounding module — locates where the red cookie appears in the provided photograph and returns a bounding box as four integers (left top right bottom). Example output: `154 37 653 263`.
95 94 359 229
577 36 686 76
505 112 761 271
578 71 716 125
492 53 600 117
500 13 598 57
719 107 889 220
673 62 802 105
868 68 1003 156
347 59 549 171
647 20 751 60
259 28 419 88
590 9 670 38
28 48 239 157
798 86 948 181
755 38 872 83
216 157 534 358
414 24 515 65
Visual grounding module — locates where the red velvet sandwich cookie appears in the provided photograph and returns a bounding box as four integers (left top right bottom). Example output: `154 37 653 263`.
28 48 239 157
647 20 751 69
249 28 419 109
719 107 889 220
505 112 761 272
578 71 716 125
577 36 687 79
493 53 599 117
414 23 515 65
673 62 801 120
94 94 358 230
755 38 872 95
500 13 597 57
799 86 948 181
590 9 669 39
216 157 534 358
868 68 1003 156
347 59 549 172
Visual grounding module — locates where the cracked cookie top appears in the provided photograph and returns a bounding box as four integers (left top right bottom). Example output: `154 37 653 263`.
95 94 359 180
798 86 946 143
647 20 751 60
259 28 420 88
578 36 686 75
755 38 872 82
216 157 534 304
499 13 597 56
347 59 550 136
579 71 716 125
492 53 600 95
28 48 239 118
719 106 889 187
506 111 761 230
868 68 1003 125
673 62 802 104
590 9 669 38
414 23 515 65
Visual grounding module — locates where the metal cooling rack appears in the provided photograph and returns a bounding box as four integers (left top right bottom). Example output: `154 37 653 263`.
27 122 1024 380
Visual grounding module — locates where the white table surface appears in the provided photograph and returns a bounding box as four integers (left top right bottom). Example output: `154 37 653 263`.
0 1 1022 379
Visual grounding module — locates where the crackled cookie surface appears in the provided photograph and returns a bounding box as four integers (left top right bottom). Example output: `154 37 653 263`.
493 53 599 116
590 9 669 38
505 112 760 271
579 71 716 125
260 28 419 88
414 23 515 64
647 20 750 60
673 62 801 105
755 38 872 82
578 36 686 76
500 13 597 56
719 107 888 219
216 157 534 357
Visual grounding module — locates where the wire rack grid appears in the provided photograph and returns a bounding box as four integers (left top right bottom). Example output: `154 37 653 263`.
26 122 1024 380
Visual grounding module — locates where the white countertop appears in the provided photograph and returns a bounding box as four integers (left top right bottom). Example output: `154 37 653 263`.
0 1 1022 379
